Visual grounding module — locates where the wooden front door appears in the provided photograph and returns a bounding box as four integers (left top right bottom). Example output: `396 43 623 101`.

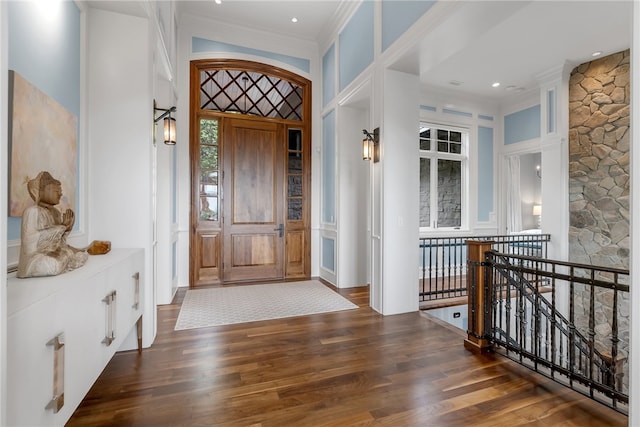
190 59 311 287
222 118 285 282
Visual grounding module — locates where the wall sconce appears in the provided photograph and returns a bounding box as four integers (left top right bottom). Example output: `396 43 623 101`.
362 128 380 163
154 100 177 145
536 164 541 179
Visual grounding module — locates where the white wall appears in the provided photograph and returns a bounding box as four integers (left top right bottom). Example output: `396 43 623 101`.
154 79 178 305
380 68 420 315
86 8 156 346
0 2 8 424
336 103 370 287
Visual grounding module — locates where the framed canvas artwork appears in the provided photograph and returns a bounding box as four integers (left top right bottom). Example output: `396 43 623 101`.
8 70 77 217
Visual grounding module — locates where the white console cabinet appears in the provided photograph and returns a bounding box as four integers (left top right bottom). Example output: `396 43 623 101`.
7 248 144 426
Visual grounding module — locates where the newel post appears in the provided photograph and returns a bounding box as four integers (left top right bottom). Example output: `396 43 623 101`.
464 240 494 353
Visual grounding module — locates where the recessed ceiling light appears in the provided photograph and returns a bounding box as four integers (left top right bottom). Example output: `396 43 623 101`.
592 51 602 57
492 82 500 88
291 17 298 23
214 0 222 4
449 80 463 86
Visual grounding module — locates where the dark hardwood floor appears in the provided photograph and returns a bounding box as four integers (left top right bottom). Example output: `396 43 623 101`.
68 283 627 426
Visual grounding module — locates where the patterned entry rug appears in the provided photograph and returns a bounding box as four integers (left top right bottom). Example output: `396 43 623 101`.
174 280 359 330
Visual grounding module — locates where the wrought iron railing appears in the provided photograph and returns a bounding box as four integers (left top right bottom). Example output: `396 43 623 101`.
468 248 629 413
420 233 550 304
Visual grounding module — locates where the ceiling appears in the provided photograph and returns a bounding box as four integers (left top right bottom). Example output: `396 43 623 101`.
175 0 350 41
87 0 632 103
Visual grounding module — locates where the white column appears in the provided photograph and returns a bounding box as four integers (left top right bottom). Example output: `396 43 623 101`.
536 65 571 262
379 68 420 315
87 9 156 347
0 3 8 424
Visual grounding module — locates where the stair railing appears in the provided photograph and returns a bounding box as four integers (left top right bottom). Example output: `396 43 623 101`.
465 240 629 413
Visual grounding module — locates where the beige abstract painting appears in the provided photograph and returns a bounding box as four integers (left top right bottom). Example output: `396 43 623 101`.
9 70 77 217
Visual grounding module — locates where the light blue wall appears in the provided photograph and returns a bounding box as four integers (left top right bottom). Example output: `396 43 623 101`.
192 37 310 74
442 108 472 118
7 1 81 240
339 1 374 91
322 110 336 223
478 126 494 222
504 104 541 145
547 89 556 133
382 0 436 51
321 237 335 272
322 43 336 107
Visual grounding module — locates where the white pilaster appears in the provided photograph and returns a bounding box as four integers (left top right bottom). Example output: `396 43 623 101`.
379 68 420 315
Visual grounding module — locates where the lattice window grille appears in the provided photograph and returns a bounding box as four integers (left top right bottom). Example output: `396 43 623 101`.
200 69 303 121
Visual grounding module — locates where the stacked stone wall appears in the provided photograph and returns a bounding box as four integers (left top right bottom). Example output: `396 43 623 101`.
569 50 630 269
568 50 629 392
419 160 461 227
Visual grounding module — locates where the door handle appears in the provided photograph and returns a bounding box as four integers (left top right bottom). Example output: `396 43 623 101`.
274 223 284 238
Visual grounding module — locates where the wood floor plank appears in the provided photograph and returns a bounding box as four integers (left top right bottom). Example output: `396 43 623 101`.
67 283 627 426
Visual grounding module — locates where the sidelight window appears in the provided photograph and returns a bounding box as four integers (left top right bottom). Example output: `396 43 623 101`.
199 118 219 221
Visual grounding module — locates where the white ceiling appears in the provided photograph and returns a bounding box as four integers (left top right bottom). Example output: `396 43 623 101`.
175 0 350 41
88 0 633 103
411 0 632 101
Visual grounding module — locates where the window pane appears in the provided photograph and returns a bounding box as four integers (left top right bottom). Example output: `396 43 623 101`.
200 196 218 221
419 128 430 150
450 131 462 143
437 129 448 141
200 145 218 171
288 175 303 197
288 152 302 172
287 128 304 221
199 118 219 222
200 118 218 144
288 198 303 220
437 141 448 152
288 129 302 151
437 159 461 227
450 143 462 154
200 69 303 120
420 158 430 227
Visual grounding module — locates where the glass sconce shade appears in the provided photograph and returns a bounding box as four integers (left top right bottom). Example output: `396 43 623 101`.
363 138 372 160
164 117 176 145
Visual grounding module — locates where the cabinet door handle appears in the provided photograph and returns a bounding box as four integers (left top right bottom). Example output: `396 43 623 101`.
45 333 65 413
102 291 117 346
132 272 140 310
